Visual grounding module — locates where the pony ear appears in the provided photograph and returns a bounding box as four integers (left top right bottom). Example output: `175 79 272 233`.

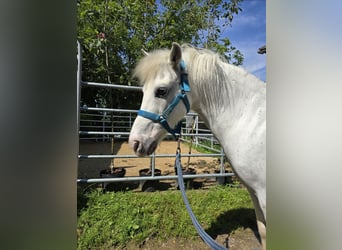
141 49 149 56
169 42 182 68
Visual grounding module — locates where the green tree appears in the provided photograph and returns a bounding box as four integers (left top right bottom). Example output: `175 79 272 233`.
77 0 244 109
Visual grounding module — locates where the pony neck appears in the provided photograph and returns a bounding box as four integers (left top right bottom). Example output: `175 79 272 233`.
186 59 265 139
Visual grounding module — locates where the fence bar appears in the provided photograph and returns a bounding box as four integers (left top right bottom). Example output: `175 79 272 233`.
79 131 214 137
79 131 130 135
81 81 142 91
77 173 234 183
80 119 133 124
81 107 138 113
79 153 223 159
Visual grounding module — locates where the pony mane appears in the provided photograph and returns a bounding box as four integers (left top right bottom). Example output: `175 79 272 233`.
133 43 263 113
133 44 227 86
181 44 235 112
181 44 264 113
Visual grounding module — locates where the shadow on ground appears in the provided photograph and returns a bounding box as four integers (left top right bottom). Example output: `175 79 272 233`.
206 208 261 244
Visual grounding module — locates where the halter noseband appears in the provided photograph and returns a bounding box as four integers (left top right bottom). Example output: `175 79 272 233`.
137 60 191 137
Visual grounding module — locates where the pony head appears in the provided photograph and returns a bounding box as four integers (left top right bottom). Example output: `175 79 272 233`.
129 43 190 156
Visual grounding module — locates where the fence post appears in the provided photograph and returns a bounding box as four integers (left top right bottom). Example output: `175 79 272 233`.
220 147 225 173
151 153 156 177
77 41 82 137
77 41 82 172
195 115 199 146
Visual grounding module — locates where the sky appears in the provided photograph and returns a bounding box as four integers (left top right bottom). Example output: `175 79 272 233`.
155 0 266 82
223 0 266 81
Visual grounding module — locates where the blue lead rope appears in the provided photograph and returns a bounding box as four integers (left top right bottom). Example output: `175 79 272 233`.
175 150 229 250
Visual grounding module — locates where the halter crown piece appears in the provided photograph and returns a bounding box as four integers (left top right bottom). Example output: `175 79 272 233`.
137 60 191 137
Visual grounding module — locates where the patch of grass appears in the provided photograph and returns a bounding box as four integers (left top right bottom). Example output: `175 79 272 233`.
182 136 221 154
77 186 255 249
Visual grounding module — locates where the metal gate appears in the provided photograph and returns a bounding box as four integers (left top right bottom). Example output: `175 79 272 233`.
77 41 234 186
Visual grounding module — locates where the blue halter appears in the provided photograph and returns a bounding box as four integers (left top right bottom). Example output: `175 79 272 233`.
137 60 191 137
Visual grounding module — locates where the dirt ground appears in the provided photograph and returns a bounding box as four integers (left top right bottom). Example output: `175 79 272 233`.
78 140 261 250
123 228 261 250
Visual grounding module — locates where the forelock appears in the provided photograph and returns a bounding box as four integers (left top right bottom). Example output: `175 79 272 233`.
133 49 171 86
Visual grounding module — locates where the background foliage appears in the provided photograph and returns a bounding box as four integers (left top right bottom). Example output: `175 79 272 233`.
77 0 244 109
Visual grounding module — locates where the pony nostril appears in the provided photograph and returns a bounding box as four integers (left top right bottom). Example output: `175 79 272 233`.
146 141 158 155
132 140 140 152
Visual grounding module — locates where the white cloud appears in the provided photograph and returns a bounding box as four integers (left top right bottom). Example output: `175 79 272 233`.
233 13 261 28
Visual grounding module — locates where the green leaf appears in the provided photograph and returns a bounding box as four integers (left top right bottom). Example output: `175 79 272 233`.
77 0 244 108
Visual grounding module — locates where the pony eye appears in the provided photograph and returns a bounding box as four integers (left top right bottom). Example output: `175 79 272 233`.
155 87 168 98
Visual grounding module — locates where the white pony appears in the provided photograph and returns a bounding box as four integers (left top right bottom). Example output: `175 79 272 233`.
129 43 266 249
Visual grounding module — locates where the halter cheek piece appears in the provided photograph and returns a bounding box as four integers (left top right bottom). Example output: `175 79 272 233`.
137 60 190 137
